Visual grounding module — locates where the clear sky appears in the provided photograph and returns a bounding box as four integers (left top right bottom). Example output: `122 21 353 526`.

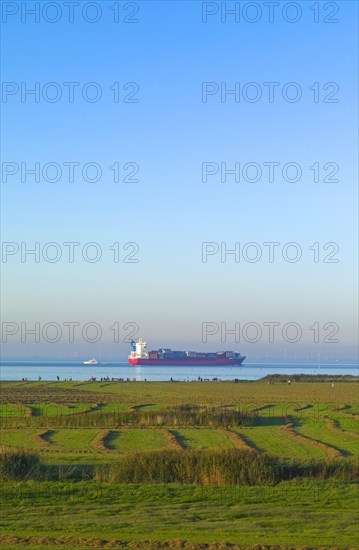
1 0 358 360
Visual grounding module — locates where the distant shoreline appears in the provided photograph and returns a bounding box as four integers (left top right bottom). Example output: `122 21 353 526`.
1 374 358 384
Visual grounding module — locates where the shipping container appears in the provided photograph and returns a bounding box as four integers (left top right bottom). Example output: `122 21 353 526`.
173 351 186 358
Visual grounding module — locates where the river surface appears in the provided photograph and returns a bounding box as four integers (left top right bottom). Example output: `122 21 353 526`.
0 361 357 381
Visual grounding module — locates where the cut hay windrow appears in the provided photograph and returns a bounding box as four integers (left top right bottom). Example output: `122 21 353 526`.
31 429 52 447
0 534 353 549
221 429 255 452
280 416 343 459
333 404 359 420
24 405 34 417
91 429 113 452
65 403 102 416
250 404 274 413
293 404 313 412
161 429 185 450
325 417 359 439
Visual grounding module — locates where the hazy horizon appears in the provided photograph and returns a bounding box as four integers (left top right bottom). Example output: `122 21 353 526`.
1 1 358 361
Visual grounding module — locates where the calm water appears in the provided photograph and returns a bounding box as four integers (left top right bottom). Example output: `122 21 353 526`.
0 361 357 381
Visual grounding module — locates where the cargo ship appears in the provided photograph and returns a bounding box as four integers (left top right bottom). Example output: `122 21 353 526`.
128 339 245 366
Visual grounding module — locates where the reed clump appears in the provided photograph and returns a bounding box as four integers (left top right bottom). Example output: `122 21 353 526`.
0 447 40 480
1 447 357 483
97 449 291 485
97 449 359 485
1 405 256 429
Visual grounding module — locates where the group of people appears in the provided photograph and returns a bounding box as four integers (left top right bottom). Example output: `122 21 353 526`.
87 376 139 382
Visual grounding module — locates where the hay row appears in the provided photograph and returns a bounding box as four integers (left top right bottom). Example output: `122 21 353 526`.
333 404 359 420
221 429 255 452
292 404 313 413
31 430 52 447
280 416 343 459
161 429 185 450
325 417 359 440
0 534 348 550
91 429 113 452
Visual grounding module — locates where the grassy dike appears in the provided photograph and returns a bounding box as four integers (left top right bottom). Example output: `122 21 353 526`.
0 378 358 549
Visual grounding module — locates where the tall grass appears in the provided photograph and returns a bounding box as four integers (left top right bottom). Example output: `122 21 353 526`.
0 448 40 480
294 458 359 479
97 448 286 485
1 447 358 483
96 449 359 485
0 405 256 429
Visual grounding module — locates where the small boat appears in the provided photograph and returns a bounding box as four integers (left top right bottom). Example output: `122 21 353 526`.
83 358 98 365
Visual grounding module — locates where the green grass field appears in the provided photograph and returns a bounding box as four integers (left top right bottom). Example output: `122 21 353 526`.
2 378 357 406
26 402 94 416
2 380 357 461
1 428 46 451
43 428 100 451
234 424 329 458
1 480 358 548
172 428 235 449
105 428 169 452
1 379 358 549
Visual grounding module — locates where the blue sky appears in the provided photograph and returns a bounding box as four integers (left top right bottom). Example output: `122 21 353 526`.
1 1 358 360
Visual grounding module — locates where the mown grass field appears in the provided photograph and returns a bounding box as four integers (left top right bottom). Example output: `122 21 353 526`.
172 428 235 450
0 378 358 549
105 428 169 453
1 379 358 462
1 480 359 548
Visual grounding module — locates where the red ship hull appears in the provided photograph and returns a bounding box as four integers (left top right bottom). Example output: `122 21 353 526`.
128 357 245 366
